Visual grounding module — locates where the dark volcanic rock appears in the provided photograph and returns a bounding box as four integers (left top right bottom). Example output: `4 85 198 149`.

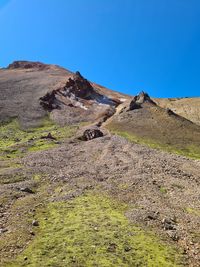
81 128 104 141
40 133 56 140
18 187 34 194
8 61 48 70
32 220 39 226
64 71 94 99
129 91 156 110
39 90 61 111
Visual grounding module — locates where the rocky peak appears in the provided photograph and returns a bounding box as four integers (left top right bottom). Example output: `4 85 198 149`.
129 91 156 110
64 71 94 99
7 61 48 70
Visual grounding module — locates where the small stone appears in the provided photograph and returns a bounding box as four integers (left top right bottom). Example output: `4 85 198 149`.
30 231 35 236
0 228 8 234
107 243 117 252
167 231 179 241
18 187 34 194
146 211 159 220
124 245 132 252
164 223 176 231
32 220 39 226
162 218 176 231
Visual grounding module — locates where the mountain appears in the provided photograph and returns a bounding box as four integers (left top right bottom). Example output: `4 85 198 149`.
0 61 200 267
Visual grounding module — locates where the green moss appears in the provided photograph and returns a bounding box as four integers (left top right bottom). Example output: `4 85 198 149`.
160 187 168 194
33 174 42 181
185 207 200 217
108 127 200 160
6 194 183 267
0 173 26 184
0 118 78 158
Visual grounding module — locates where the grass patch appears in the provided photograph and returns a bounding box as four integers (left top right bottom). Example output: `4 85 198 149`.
0 118 78 159
0 173 26 184
159 187 168 194
107 127 200 160
6 193 183 267
185 207 200 217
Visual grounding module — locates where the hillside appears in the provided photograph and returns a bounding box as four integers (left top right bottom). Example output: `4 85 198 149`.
0 61 200 267
106 92 200 159
155 97 200 126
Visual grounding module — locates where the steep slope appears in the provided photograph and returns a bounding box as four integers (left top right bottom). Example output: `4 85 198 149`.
0 61 127 128
106 92 200 159
155 97 200 126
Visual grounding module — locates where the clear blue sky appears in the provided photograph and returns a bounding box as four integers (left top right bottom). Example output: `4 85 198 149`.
1 0 200 97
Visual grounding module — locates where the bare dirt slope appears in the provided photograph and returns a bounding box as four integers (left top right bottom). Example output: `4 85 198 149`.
155 97 200 126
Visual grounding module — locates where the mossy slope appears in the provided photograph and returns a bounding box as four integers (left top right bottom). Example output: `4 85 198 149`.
0 118 78 160
108 126 200 160
6 194 183 267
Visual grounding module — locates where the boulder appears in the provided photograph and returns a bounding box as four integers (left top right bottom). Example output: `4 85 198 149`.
81 128 104 141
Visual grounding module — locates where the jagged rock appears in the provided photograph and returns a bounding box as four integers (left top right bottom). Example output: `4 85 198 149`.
39 71 119 114
41 133 56 140
129 91 156 110
39 90 60 111
81 128 104 141
64 71 95 99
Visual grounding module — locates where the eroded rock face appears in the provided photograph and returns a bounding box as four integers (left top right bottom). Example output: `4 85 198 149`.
82 128 104 141
39 91 60 111
129 91 156 110
64 71 94 99
7 61 48 70
39 71 120 113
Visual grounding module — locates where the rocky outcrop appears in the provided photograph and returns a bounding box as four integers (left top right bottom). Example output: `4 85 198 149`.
62 71 120 106
7 61 48 70
39 71 120 112
129 91 156 110
63 71 95 99
39 91 60 111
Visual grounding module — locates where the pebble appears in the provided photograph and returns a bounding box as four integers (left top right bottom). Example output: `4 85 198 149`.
0 228 8 234
32 220 39 226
